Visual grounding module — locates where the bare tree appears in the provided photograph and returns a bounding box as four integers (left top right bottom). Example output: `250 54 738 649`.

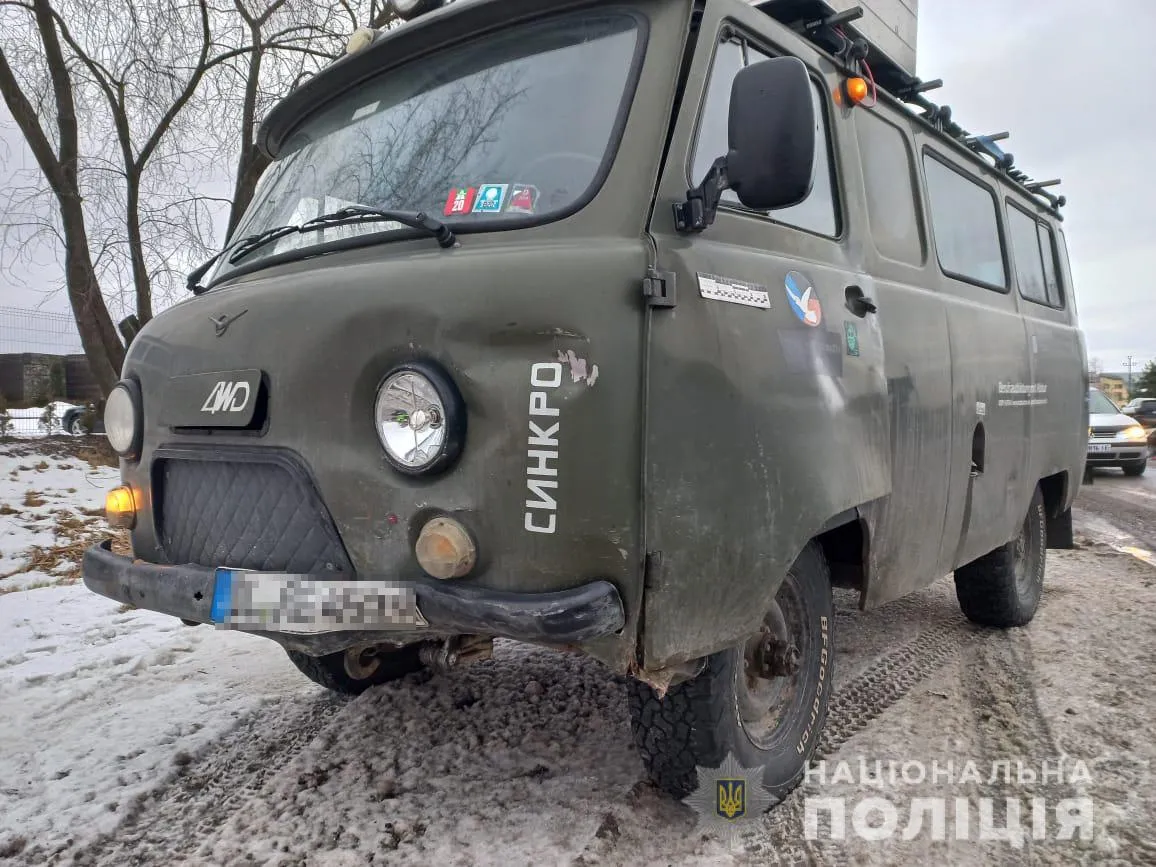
217 0 399 237
1 0 388 395
0 0 389 396
0 0 125 395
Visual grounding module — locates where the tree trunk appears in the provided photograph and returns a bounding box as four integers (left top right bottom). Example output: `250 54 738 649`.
124 174 153 324
0 2 125 399
58 195 125 395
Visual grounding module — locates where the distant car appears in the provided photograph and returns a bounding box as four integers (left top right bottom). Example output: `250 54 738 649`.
60 403 104 436
1121 397 1156 426
1088 389 1150 476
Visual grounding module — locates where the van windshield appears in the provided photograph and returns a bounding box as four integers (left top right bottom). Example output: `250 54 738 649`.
214 11 641 279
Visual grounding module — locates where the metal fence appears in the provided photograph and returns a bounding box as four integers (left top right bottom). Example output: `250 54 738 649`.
0 306 85 355
0 306 97 436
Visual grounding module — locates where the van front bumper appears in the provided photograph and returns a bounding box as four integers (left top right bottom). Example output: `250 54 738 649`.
82 541 625 652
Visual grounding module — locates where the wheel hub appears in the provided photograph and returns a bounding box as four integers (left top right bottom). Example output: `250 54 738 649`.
737 585 806 747
753 635 801 679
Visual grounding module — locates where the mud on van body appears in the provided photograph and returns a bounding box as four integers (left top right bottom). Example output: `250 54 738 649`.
84 0 1087 802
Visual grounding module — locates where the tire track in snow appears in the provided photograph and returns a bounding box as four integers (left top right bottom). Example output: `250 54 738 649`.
51 691 350 866
764 592 973 863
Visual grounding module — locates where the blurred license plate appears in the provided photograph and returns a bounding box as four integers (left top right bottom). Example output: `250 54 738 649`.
210 569 427 633
1088 444 1112 454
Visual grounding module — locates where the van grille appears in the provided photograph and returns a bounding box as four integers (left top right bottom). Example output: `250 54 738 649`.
1091 426 1124 438
155 453 351 574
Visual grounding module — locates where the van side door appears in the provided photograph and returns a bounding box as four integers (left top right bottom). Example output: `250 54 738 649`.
640 3 889 670
848 107 955 605
917 145 1034 567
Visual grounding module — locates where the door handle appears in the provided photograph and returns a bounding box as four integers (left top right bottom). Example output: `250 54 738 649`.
845 285 877 317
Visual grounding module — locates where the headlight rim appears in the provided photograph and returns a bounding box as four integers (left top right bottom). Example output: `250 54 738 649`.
374 360 466 477
104 379 143 459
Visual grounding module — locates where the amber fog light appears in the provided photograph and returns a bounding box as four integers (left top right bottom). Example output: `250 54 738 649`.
415 517 476 579
106 486 137 530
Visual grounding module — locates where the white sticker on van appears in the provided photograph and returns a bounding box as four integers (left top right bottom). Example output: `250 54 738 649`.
525 362 562 535
697 273 770 309
997 382 1049 407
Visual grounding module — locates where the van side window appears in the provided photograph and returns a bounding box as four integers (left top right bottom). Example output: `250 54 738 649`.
854 110 923 265
922 152 1006 289
1037 223 1064 307
691 38 839 237
1007 203 1048 305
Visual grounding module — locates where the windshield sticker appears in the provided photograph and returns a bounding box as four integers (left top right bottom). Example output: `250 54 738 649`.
508 184 540 215
785 271 822 327
697 273 770 309
351 101 380 122
444 187 477 216
473 184 508 214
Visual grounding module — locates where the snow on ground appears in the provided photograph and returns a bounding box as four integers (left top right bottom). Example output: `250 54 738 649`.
0 583 305 853
1 439 1154 865
0 441 120 590
3 441 294 854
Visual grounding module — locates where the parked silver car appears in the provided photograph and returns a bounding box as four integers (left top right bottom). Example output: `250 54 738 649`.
1088 388 1150 476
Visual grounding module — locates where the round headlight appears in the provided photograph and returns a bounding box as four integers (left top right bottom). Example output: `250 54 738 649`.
374 363 464 475
104 380 142 458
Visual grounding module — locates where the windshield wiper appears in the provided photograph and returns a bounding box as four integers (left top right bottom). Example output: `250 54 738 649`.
186 225 299 295
187 206 457 295
298 205 456 249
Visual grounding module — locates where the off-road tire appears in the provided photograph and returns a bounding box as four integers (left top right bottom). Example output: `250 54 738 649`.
627 542 834 802
954 484 1046 627
1122 459 1147 477
286 644 426 695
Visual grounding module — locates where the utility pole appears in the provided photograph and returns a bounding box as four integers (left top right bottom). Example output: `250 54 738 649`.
1123 355 1138 395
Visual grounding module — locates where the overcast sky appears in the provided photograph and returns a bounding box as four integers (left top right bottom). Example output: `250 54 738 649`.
0 0 1153 371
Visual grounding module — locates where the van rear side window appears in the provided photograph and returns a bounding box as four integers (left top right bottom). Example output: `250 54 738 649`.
922 152 1006 289
1037 223 1065 307
1007 202 1065 309
1007 204 1048 305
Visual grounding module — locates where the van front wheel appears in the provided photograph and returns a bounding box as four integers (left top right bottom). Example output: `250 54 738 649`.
628 542 834 802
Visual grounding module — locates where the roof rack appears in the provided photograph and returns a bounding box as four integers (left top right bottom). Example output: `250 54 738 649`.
753 0 1066 215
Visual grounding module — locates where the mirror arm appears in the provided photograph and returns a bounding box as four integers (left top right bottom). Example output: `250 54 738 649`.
673 156 730 233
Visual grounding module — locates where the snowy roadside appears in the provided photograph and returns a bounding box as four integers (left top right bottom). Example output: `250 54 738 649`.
0 439 307 859
0 438 1153 865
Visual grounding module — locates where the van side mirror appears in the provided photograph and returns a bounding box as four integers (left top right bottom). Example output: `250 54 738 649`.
674 56 817 233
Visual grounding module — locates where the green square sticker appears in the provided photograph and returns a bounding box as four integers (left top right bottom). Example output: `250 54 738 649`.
844 321 860 357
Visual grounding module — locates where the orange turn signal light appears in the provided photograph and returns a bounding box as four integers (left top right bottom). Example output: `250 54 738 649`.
843 76 869 105
106 486 137 530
